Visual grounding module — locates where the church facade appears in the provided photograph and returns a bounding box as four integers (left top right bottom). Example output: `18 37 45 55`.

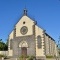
8 9 58 60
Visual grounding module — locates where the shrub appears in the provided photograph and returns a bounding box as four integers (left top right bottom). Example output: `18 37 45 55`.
19 55 24 60
0 54 8 59
46 55 53 58
19 55 35 60
27 56 35 60
0 54 4 58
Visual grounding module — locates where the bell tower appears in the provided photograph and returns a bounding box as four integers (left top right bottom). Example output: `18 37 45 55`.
23 8 27 16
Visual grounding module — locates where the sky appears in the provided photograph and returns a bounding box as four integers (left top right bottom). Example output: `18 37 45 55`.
0 0 60 44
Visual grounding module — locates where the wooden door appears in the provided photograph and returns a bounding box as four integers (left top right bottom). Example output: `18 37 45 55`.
21 47 27 57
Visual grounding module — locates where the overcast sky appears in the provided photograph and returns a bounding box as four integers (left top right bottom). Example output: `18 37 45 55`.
0 0 60 43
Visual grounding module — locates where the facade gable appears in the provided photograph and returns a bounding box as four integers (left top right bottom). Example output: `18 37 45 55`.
15 15 35 37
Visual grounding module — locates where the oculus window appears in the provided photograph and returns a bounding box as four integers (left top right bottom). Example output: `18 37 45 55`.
20 26 28 35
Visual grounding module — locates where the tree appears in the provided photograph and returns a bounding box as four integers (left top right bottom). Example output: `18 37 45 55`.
0 39 8 51
6 39 8 46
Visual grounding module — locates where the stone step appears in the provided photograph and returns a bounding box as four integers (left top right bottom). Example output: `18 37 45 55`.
4 58 18 60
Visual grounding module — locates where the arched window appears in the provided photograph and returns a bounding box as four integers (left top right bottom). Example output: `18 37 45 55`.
37 35 42 48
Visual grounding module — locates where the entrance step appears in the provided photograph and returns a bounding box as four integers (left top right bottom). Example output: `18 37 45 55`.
4 58 18 60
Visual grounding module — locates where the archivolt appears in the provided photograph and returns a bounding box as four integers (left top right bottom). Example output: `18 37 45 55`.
19 41 28 47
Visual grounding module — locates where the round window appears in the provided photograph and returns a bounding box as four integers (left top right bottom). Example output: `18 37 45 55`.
20 26 28 35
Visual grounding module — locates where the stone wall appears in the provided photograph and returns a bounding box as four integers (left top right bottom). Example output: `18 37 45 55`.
11 35 35 57
0 51 8 56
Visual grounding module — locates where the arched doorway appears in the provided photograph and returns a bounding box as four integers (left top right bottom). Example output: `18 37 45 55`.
19 41 28 57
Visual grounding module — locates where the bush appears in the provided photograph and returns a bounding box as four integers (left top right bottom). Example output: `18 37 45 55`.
19 55 24 60
4 56 8 59
19 55 35 60
27 56 35 60
0 54 5 58
46 55 53 58
0 54 8 59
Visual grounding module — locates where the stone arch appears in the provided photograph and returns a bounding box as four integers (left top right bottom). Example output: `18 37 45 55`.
19 41 28 47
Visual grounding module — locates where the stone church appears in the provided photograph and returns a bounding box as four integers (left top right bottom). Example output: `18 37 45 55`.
8 9 58 60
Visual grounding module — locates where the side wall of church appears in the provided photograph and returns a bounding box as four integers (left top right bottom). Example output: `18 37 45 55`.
54 44 59 56
45 34 50 55
45 33 58 57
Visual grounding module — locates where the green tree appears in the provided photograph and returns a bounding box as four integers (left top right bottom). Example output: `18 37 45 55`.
0 39 8 51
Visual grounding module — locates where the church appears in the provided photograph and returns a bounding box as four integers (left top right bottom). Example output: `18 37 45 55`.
8 9 58 60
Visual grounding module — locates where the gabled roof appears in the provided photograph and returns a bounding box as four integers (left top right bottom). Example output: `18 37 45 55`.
45 32 55 42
